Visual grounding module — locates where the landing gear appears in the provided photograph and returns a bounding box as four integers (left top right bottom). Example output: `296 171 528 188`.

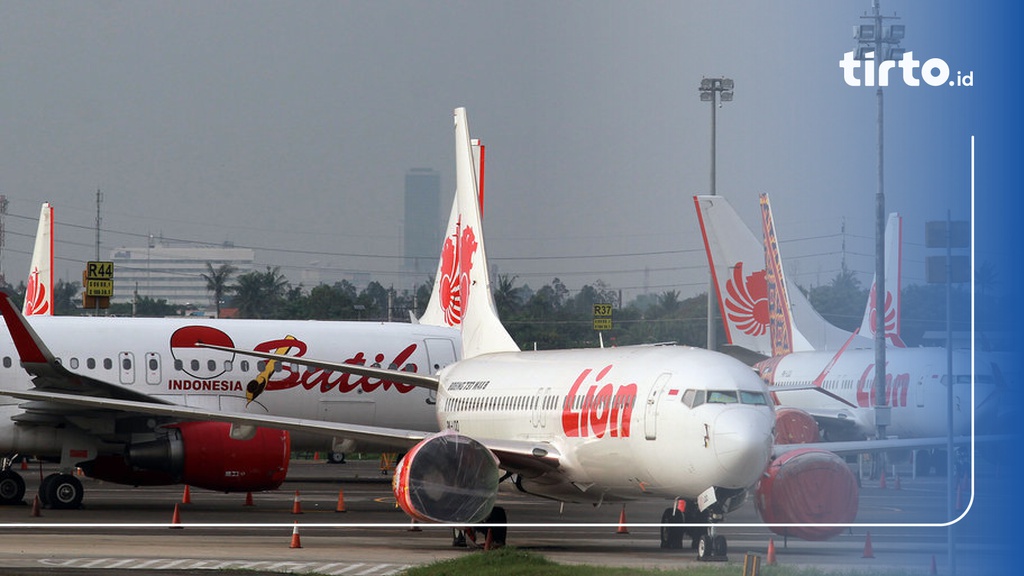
659 507 685 549
451 506 508 549
328 451 346 464
0 469 26 505
39 473 84 510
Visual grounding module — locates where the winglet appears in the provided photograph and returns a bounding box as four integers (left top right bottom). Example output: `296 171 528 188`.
23 203 55 316
0 290 54 366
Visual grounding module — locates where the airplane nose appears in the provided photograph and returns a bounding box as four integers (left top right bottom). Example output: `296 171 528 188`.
713 407 774 488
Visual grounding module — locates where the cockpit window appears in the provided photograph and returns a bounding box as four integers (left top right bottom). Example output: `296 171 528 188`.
682 389 705 408
707 390 738 404
740 391 769 405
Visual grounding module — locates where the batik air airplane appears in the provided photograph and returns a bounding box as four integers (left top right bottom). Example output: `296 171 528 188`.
0 199 470 509
695 193 999 446
0 108 877 558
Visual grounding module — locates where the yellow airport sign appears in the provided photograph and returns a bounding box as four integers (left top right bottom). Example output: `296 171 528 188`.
86 279 114 297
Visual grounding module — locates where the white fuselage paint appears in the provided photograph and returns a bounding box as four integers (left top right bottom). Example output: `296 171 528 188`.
436 345 776 504
764 347 998 439
0 316 458 455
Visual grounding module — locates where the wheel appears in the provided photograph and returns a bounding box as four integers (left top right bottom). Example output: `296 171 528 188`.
485 506 508 547
38 474 57 508
659 507 684 549
713 535 728 558
0 470 25 505
45 473 83 510
328 452 346 464
697 534 713 561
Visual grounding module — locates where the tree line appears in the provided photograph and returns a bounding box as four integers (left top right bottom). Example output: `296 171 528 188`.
5 262 979 351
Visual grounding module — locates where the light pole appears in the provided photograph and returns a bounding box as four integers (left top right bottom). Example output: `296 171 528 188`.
699 77 734 350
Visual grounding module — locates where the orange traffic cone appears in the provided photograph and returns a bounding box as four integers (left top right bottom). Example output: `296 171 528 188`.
484 528 494 551
31 495 41 517
879 470 887 489
20 458 28 471
289 522 302 548
335 488 346 513
170 503 182 528
766 538 777 565
862 531 875 558
616 504 629 534
313 452 320 461
182 485 192 504
930 555 938 575
292 490 303 514
244 492 254 507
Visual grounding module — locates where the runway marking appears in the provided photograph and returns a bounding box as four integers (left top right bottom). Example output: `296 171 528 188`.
37 557 410 575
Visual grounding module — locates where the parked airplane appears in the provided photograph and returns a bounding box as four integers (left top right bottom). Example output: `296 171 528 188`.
0 213 461 509
697 193 999 449
0 108 872 559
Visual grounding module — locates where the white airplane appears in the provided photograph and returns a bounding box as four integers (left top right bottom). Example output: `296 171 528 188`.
0 211 463 508
696 193 1000 450
0 108 878 559
22 202 55 316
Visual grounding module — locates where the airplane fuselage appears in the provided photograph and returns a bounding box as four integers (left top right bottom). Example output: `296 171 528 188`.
0 316 458 456
436 345 776 504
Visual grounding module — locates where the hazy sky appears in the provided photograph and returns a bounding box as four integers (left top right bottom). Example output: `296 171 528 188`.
0 1 984 301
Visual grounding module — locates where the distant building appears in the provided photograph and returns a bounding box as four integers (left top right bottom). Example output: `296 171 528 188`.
110 240 254 307
404 168 442 278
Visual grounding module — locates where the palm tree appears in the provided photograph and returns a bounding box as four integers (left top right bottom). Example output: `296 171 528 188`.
201 262 237 318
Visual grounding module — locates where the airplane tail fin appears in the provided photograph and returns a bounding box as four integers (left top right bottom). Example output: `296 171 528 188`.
759 193 807 357
419 139 486 328
23 203 55 316
434 108 518 359
859 213 905 347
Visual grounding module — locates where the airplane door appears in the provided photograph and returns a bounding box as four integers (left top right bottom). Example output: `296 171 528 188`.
531 387 551 429
119 352 135 385
424 338 457 405
145 352 161 385
644 373 673 441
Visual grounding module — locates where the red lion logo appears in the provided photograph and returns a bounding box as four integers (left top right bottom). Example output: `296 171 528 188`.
724 262 768 337
867 286 898 338
438 217 478 326
24 267 49 315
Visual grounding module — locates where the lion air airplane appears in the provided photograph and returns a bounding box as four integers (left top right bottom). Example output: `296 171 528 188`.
0 108 884 559
0 201 466 508
695 193 1000 448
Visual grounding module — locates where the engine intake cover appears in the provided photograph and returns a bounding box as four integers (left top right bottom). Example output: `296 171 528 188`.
393 431 499 524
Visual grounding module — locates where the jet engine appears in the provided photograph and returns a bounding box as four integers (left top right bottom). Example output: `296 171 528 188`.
774 407 821 444
90 422 291 492
754 447 858 541
392 431 500 524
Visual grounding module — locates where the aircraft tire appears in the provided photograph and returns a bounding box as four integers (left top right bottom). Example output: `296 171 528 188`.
659 507 684 549
328 452 346 464
0 470 25 505
45 473 84 510
713 535 728 558
38 474 56 508
697 534 713 561
486 506 508 547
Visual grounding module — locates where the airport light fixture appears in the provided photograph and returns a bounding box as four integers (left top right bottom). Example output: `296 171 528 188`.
698 76 733 350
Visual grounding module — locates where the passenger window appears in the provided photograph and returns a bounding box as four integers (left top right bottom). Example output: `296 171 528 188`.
3 357 10 368
87 358 96 370
104 358 113 370
191 359 200 372
122 357 132 370
241 360 250 372
175 359 183 371
149 358 159 371
207 359 216 372
70 358 79 369
224 360 232 372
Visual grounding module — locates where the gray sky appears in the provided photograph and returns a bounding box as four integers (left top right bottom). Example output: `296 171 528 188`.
0 1 979 301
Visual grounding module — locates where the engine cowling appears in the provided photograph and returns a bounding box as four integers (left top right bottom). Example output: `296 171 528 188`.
393 431 499 524
774 407 821 444
117 421 290 492
754 447 858 541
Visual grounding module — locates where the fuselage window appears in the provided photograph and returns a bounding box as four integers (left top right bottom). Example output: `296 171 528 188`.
122 357 132 371
207 359 216 372
174 359 183 371
2 357 10 369
149 357 159 371
224 360 232 372
87 358 96 370
191 359 200 372
69 358 79 369
104 358 113 370
241 360 250 372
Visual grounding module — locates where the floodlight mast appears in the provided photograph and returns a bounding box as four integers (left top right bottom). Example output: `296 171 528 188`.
698 77 734 351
